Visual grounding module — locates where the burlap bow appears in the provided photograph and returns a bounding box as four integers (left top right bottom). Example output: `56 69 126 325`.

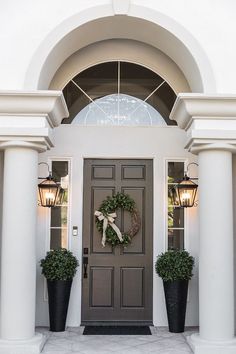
94 210 123 247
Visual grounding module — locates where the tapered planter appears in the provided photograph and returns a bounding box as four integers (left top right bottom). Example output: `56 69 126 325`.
163 280 189 333
47 279 72 332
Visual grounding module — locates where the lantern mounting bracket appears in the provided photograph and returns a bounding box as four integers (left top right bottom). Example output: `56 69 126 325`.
185 162 199 180
38 162 53 180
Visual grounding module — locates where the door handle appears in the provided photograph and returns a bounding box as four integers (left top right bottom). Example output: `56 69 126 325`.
83 256 88 278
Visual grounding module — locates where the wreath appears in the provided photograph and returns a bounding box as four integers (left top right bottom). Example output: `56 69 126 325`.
94 193 141 247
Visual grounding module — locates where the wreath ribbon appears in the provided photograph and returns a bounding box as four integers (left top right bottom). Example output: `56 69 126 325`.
94 210 123 247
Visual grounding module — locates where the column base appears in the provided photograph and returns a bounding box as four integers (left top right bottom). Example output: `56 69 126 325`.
0 333 46 354
188 333 236 354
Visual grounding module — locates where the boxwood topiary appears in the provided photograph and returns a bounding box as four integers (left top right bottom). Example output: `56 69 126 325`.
40 248 79 281
155 250 194 282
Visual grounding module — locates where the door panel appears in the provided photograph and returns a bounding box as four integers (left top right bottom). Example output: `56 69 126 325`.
91 187 114 254
121 267 144 307
122 187 145 254
82 159 153 324
90 267 114 307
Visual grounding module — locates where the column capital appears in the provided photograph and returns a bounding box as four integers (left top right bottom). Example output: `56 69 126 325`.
0 90 69 150
170 93 236 153
0 141 46 152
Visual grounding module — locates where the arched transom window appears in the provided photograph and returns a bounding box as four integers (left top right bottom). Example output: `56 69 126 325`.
62 62 177 126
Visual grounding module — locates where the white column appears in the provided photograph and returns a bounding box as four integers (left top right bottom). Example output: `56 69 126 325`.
0 91 68 354
0 142 46 353
199 149 234 339
170 94 236 354
189 148 236 353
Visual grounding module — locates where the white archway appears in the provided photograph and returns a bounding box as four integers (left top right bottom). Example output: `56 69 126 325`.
49 39 190 93
24 3 216 93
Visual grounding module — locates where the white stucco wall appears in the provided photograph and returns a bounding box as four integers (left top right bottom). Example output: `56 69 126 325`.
36 125 199 327
0 0 234 92
133 0 236 93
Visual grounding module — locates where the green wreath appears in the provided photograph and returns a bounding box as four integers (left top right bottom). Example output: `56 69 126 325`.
95 193 141 247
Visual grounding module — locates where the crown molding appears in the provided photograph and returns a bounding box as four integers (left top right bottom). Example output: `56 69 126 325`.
0 91 69 127
170 94 236 153
170 94 236 130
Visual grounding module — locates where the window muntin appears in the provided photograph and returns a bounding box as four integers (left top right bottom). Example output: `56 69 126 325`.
50 161 69 250
62 61 177 126
120 61 163 100
167 161 185 250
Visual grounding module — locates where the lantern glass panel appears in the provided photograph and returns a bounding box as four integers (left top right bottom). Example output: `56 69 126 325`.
56 188 67 205
177 179 198 208
168 186 179 206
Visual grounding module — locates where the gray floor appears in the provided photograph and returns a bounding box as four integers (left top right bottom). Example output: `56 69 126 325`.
38 326 195 354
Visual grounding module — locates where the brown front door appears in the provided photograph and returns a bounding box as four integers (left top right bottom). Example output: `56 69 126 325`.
82 159 153 325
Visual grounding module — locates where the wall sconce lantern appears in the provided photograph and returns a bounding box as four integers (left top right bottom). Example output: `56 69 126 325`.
175 163 198 208
38 163 60 207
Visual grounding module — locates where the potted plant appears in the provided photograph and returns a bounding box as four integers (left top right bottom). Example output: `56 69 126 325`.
155 250 194 333
40 248 79 332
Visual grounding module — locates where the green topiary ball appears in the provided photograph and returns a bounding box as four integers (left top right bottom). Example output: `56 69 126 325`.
155 250 194 282
40 248 79 281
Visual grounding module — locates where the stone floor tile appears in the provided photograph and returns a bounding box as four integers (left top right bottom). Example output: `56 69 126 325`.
39 326 194 354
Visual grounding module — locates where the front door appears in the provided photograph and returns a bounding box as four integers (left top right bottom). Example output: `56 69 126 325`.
82 159 153 325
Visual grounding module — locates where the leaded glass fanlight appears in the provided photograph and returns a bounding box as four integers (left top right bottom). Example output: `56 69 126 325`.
72 93 167 126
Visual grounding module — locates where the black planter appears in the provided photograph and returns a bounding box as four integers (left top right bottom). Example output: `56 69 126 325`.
163 280 188 333
47 279 72 332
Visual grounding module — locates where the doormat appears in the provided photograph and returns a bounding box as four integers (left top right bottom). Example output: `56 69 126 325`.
83 326 152 335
